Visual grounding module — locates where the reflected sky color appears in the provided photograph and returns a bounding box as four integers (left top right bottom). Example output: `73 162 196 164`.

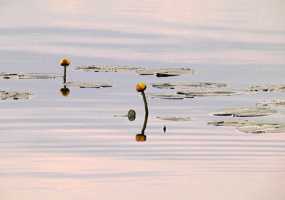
0 0 285 200
0 0 284 66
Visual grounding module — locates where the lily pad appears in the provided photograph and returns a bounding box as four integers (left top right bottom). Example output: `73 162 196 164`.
136 68 193 77
76 65 193 77
257 100 285 108
177 89 236 97
152 82 227 90
0 72 61 80
212 107 276 117
157 116 191 121
150 93 186 100
113 109 136 121
0 91 32 100
208 120 285 134
66 81 112 88
151 82 235 97
127 109 136 121
76 65 143 73
248 84 285 92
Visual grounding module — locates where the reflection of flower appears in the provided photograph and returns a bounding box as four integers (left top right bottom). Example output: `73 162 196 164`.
136 134 146 142
60 87 70 96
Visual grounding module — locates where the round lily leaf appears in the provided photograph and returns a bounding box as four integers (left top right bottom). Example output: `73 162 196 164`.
128 109 136 121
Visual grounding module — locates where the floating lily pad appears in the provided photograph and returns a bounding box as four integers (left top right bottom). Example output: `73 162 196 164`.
66 81 112 88
151 82 235 97
137 68 192 77
113 109 136 121
208 120 285 134
0 91 32 100
150 93 186 100
76 65 143 73
257 100 285 108
0 72 61 80
128 109 136 121
212 107 276 117
157 116 191 121
248 84 285 92
177 89 236 97
152 82 227 90
76 65 193 77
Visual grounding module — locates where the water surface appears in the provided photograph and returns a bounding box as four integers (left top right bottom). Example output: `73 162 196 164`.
0 1 285 199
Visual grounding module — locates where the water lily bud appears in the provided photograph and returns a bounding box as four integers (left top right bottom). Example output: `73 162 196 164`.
136 82 146 92
60 58 71 67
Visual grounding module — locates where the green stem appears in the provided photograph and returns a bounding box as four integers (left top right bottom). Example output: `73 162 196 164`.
63 66 67 84
141 91 149 134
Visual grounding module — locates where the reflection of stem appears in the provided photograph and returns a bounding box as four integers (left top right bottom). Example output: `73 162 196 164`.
63 66 67 84
141 91 149 134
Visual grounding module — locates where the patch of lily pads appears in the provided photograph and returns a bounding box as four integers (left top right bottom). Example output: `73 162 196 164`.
208 120 285 134
211 106 276 117
0 91 32 100
257 100 285 108
0 72 61 80
151 82 237 98
76 65 142 73
152 82 227 90
76 65 193 77
248 84 285 92
66 81 112 89
177 89 236 97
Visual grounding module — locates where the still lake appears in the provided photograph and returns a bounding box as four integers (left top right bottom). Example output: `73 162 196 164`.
0 0 285 199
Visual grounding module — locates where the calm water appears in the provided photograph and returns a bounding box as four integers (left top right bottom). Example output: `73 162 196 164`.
1 0 285 199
